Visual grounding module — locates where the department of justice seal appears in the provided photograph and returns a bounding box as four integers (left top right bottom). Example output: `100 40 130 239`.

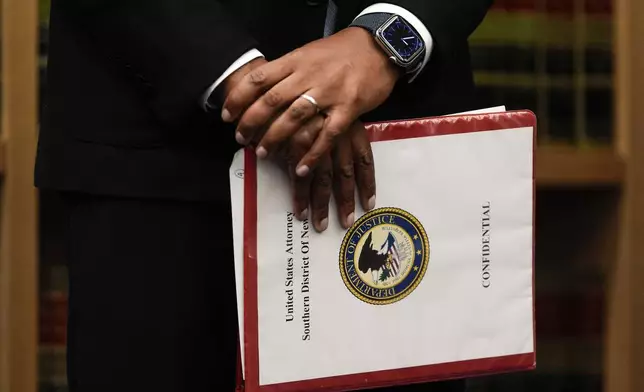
339 207 429 305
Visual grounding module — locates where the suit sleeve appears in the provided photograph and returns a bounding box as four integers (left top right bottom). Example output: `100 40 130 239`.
55 0 258 123
359 0 492 55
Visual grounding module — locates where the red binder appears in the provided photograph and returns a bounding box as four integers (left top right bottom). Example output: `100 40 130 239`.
236 110 537 392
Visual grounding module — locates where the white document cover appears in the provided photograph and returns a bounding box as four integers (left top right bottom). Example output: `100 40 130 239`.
231 110 536 392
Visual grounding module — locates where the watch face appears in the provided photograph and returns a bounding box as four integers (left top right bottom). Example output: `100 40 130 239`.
381 16 424 63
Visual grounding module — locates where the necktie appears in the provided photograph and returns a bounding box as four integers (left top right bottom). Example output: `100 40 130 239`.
324 0 338 37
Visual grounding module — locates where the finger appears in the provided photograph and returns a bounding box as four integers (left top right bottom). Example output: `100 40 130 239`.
296 109 354 177
256 94 321 158
289 117 324 220
235 75 306 149
281 115 325 167
291 168 313 221
332 135 356 229
350 122 376 211
310 154 333 232
222 58 293 123
270 112 292 172
249 109 286 155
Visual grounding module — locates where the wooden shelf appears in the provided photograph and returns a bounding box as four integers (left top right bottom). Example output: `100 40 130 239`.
536 146 625 187
0 140 5 177
0 142 621 186
0 141 621 187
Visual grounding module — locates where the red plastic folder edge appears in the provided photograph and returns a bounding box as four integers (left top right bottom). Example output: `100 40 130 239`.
237 110 537 392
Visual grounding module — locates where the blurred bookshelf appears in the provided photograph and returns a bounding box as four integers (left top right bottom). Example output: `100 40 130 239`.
470 0 624 189
466 0 617 391
471 0 614 146
536 146 623 187
466 0 624 391
16 1 637 392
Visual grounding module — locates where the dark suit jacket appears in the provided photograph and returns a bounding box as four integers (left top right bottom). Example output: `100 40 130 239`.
35 0 492 202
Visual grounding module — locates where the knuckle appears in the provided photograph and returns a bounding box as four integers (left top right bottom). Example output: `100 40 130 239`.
339 163 354 179
326 127 342 140
338 61 355 76
316 169 333 189
356 148 373 167
288 102 312 123
248 69 267 86
308 150 324 163
262 89 282 108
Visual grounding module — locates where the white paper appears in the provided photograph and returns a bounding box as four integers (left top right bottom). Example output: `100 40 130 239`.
230 150 246 374
228 106 520 382
448 105 506 115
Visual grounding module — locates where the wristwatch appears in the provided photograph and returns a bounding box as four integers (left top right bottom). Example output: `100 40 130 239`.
349 12 426 74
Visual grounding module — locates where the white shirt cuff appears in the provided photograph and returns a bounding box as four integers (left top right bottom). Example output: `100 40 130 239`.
202 48 265 110
355 3 434 83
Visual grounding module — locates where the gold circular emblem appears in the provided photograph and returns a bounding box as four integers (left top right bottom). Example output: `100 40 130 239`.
339 207 429 305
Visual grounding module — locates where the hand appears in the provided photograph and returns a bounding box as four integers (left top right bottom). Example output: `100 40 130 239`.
281 119 376 232
219 53 376 233
330 121 376 229
222 27 399 177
